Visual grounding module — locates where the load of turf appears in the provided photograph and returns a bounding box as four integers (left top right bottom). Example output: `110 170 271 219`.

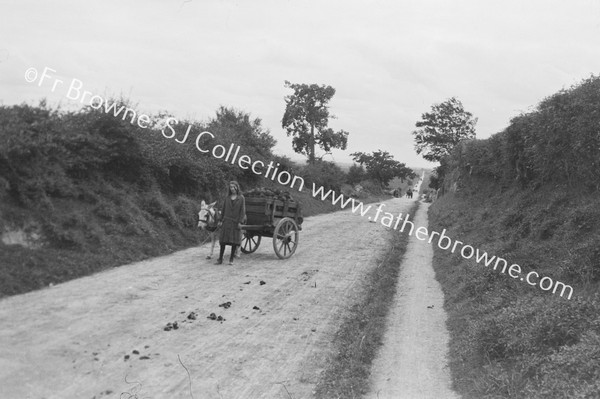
243 187 295 201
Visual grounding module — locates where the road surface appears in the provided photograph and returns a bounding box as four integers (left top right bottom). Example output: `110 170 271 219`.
1 196 417 399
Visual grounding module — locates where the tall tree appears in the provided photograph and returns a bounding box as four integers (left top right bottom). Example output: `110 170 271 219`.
412 97 477 162
282 81 349 164
351 150 415 187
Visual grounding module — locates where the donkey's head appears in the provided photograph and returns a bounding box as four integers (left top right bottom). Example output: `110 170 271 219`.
198 200 218 230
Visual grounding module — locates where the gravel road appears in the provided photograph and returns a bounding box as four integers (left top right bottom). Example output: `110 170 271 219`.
0 195 417 399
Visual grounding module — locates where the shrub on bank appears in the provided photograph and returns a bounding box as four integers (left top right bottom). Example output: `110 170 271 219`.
298 160 347 192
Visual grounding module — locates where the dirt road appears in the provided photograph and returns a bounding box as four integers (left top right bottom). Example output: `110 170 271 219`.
0 195 416 399
366 201 459 399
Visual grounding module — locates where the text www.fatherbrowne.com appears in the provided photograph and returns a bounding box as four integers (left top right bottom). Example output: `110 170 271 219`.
312 183 574 300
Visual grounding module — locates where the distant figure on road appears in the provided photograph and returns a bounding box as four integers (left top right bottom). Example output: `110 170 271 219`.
406 188 413 199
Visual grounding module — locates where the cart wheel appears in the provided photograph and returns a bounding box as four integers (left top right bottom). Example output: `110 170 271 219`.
273 217 299 259
241 230 261 254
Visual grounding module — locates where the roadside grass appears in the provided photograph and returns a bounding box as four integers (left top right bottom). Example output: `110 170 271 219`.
0 190 199 298
428 178 600 398
314 200 420 399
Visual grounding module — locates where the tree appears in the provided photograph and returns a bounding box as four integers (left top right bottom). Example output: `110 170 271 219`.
412 97 477 162
428 166 443 190
208 106 276 159
350 150 415 187
206 106 277 185
282 81 349 164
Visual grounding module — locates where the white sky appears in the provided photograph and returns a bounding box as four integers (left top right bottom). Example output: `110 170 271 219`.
1 0 600 168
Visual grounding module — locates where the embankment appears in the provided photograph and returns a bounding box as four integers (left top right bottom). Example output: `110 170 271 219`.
428 75 600 399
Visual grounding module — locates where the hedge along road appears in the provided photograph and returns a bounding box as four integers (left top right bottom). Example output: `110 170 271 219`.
1 195 422 399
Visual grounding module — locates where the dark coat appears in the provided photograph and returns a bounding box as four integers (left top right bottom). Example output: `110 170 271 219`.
219 195 246 245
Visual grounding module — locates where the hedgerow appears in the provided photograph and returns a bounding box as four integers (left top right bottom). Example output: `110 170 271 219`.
0 100 278 297
438 75 600 193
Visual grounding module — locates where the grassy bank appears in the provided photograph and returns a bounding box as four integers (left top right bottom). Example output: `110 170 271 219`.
428 177 600 398
314 201 420 399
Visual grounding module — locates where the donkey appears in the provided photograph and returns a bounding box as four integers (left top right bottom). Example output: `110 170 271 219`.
197 200 241 260
198 200 220 259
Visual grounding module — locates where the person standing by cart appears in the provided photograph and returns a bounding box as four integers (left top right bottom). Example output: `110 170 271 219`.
217 181 246 265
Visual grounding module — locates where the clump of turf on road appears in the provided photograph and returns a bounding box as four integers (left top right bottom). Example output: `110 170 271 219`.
314 201 420 399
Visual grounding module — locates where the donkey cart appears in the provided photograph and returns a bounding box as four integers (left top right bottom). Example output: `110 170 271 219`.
240 197 303 259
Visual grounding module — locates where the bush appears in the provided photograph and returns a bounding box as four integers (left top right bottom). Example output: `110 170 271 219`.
42 221 86 249
357 179 384 196
173 195 199 228
140 192 179 227
299 160 346 192
346 163 366 185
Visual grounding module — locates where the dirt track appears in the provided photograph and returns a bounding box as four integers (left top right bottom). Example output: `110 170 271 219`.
0 195 417 399
366 201 459 399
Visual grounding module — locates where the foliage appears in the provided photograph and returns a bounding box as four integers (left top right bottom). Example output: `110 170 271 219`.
440 75 600 192
0 101 283 297
281 81 349 164
0 99 373 298
350 150 415 187
206 106 276 185
413 75 600 399
412 97 477 162
346 163 366 185
298 160 347 192
141 106 278 197
428 165 444 190
270 154 296 174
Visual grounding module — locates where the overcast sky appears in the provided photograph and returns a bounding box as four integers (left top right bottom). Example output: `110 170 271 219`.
1 0 600 168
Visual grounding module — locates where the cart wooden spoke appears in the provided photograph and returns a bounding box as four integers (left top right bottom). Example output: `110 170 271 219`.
273 217 299 259
240 230 261 253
